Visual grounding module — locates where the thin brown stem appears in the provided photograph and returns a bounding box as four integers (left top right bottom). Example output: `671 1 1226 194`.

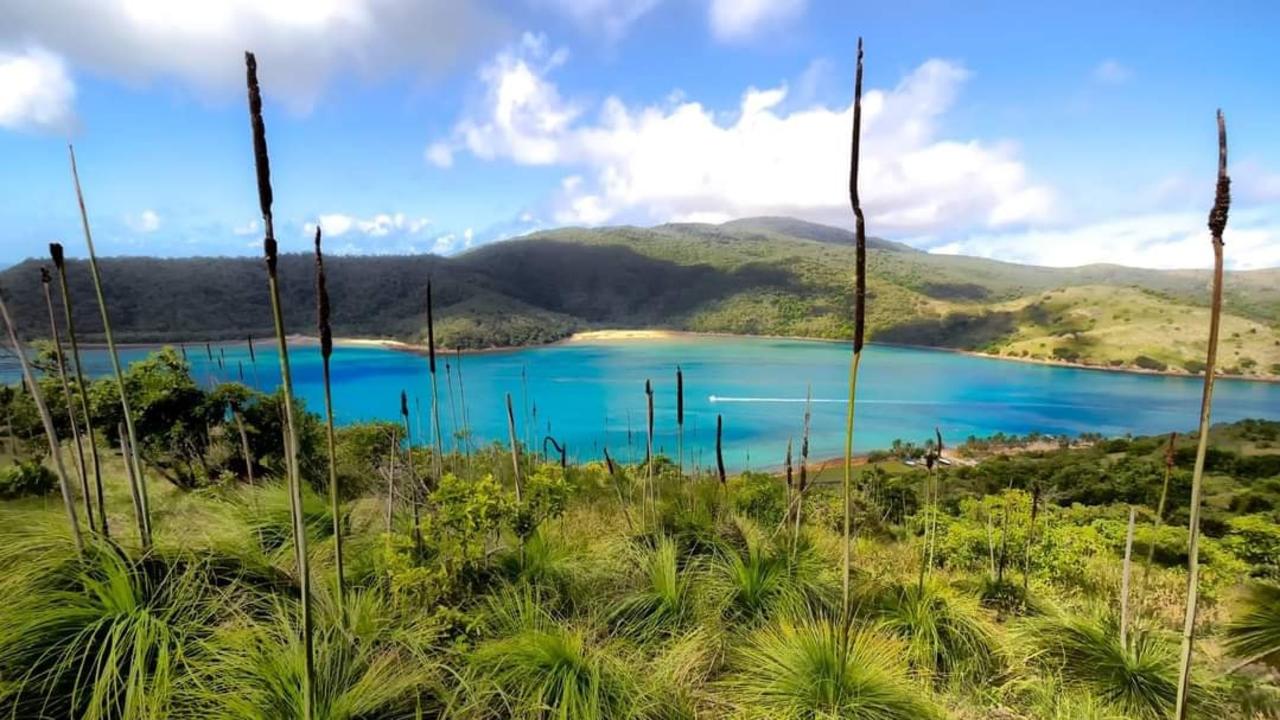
1175 110 1229 720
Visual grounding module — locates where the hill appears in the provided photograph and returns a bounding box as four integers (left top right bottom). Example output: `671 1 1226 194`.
1 217 1276 378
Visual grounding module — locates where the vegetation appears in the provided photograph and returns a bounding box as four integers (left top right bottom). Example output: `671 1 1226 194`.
3 337 1279 717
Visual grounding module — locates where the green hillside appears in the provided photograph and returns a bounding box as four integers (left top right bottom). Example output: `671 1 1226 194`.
1 216 1276 377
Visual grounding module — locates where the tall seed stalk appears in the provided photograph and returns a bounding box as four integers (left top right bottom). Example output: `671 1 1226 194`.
400 391 422 554
50 243 108 536
245 51 314 720
0 288 83 553
314 228 345 610
506 393 523 502
69 146 151 549
794 385 811 543
426 281 444 486
715 414 726 486
841 37 867 627
676 366 684 479
645 379 655 520
40 266 95 532
1141 431 1177 601
1120 505 1136 651
1174 110 1230 720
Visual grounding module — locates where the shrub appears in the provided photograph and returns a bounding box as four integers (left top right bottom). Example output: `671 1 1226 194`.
733 471 786 525
1223 514 1280 579
0 460 57 499
1133 355 1168 372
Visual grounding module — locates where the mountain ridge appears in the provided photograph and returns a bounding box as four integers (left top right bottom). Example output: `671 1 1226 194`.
1 217 1276 378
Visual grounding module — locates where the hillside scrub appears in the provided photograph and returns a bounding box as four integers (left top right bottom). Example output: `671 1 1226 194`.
2 350 1278 717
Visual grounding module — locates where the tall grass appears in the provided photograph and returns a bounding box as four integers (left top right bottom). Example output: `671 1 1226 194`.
841 36 867 626
0 540 228 718
1225 582 1280 672
39 265 95 532
244 50 315 720
1174 110 1230 720
314 228 346 609
69 145 152 549
724 613 941 719
1025 613 1215 720
0 288 83 552
866 579 1001 682
50 242 109 536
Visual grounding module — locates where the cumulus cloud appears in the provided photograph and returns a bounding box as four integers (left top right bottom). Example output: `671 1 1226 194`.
310 212 430 238
429 35 1053 234
708 0 806 41
125 209 162 233
0 46 74 132
933 207 1280 270
0 0 500 110
533 0 661 39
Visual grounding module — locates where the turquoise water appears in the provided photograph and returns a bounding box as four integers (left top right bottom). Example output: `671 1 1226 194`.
5 336 1278 470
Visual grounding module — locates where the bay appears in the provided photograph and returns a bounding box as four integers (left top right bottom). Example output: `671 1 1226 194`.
4 335 1278 470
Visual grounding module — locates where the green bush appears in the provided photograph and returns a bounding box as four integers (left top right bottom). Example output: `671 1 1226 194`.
1133 355 1168 371
1224 514 1280 579
733 471 786 525
0 460 57 499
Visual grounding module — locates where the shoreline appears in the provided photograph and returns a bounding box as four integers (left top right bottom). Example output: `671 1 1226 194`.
71 329 1278 384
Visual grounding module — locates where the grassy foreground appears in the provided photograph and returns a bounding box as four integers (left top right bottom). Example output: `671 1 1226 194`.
1 418 1277 719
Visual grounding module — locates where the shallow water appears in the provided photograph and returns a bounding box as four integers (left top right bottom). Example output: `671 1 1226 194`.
5 336 1278 470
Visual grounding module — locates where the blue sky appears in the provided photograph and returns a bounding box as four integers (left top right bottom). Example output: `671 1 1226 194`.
1 0 1278 269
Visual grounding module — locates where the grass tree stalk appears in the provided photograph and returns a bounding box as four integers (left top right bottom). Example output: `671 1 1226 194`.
1141 431 1177 601
426 281 444 487
400 391 422 555
645 379 655 520
715 414 726 486
245 50 314 720
385 424 398 533
69 146 152 549
1174 110 1230 720
50 243 107 535
1023 482 1040 601
314 227 346 611
1120 505 1136 651
841 37 867 628
0 288 84 553
676 366 684 479
455 348 473 467
506 392 523 503
795 384 811 544
231 398 255 485
40 266 95 532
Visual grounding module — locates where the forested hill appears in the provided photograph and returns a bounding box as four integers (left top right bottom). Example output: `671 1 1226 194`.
2 216 1278 378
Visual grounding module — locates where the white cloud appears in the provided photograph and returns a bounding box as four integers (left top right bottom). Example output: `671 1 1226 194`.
933 207 1280 270
430 37 1053 234
0 0 499 109
125 209 161 233
312 212 430 238
0 46 74 132
708 0 806 42
533 0 661 39
1093 59 1133 85
232 219 261 236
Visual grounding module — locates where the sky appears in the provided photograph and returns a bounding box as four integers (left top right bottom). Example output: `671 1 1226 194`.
1 0 1278 270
